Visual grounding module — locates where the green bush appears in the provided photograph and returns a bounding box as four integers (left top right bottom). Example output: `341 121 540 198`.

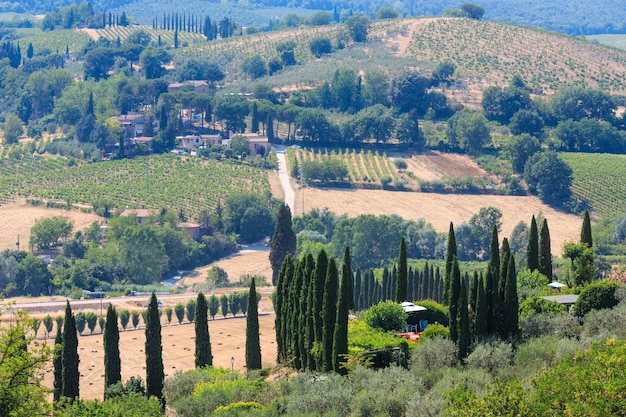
420 323 449 340
348 320 406 350
364 301 406 332
573 281 619 317
394 159 408 170
407 299 448 326
519 296 567 318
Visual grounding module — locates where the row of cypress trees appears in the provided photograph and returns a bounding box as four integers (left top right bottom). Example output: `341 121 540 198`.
274 247 352 374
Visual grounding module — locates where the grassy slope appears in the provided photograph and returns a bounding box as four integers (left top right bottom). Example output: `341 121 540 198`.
560 153 626 220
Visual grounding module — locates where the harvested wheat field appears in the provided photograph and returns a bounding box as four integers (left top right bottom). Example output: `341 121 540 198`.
0 198 101 251
38 299 276 401
296 188 581 254
181 249 273 288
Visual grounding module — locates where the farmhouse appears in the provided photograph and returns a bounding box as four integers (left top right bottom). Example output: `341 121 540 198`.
168 80 211 93
111 113 147 137
178 133 223 149
119 209 202 240
119 208 151 224
222 133 269 156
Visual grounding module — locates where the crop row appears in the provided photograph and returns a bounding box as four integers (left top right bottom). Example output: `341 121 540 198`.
17 28 92 57
0 154 270 221
94 26 206 46
560 152 626 219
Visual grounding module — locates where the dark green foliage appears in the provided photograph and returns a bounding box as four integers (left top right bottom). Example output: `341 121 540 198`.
274 254 293 363
364 300 407 332
458 280 471 361
527 216 539 272
174 303 184 324
581 210 593 248
220 294 229 318
503 256 519 339
333 252 351 374
103 305 121 390
321 258 338 372
524 152 573 206
488 225 500 280
195 293 212 368
269 203 296 285
345 14 370 42
145 293 164 400
573 281 619 318
186 299 196 323
396 237 408 302
53 323 63 402
474 275 487 340
355 269 362 311
62 301 80 400
444 223 457 306
208 295 219 320
539 219 552 280
246 278 262 371
448 259 461 343
313 250 328 367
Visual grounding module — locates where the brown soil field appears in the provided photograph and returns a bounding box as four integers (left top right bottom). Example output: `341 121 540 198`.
179 250 273 288
296 188 580 255
0 198 102 251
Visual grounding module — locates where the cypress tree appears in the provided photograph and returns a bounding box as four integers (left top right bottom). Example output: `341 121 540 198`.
488 225 500 280
299 255 314 370
448 258 461 343
321 258 338 372
195 293 212 368
396 237 408 302
497 238 510 338
484 268 495 335
469 271 478 335
458 279 470 361
407 268 414 301
366 270 374 308
332 257 350 374
246 278 262 370
269 204 297 285
503 255 519 339
539 218 552 280
53 323 63 402
581 210 593 248
274 255 292 363
390 266 397 301
474 273 487 340
304 254 317 370
103 304 121 390
434 266 441 302
61 301 79 400
145 292 164 400
381 267 389 301
444 223 457 305
343 247 354 310
251 101 259 133
289 260 304 369
527 215 539 272
313 250 328 368
266 113 274 141
355 269 363 311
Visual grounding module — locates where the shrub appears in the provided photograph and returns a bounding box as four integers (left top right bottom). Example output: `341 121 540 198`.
407 299 448 327
464 341 514 375
394 159 408 170
380 175 392 187
573 281 619 318
519 296 567 318
520 313 580 339
420 323 449 340
364 301 406 332
580 301 626 341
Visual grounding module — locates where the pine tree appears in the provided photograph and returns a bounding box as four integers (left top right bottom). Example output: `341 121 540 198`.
269 204 297 285
332 257 350 374
103 304 121 390
61 301 79 400
195 293 212 367
321 258 338 372
581 210 593 248
444 222 457 305
448 258 461 343
145 293 164 400
246 278 262 370
474 273 487 340
53 323 63 402
458 279 470 361
396 237 408 302
503 255 519 339
539 219 553 281
527 215 539 271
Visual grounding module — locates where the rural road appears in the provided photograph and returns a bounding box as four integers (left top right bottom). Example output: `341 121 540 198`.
275 145 296 214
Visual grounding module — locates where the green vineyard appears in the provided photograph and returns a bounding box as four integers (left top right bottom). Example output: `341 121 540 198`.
0 154 270 221
93 26 206 47
561 152 626 219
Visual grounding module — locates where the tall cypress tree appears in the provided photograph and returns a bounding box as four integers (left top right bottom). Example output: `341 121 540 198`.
527 215 539 272
332 258 350 375
488 225 500 280
195 293 212 368
103 304 121 390
503 255 519 340
581 210 593 248
474 273 487 340
269 204 297 285
289 260 304 369
246 278 262 370
468 271 478 335
53 323 63 402
408 268 414 301
343 247 354 310
251 101 259 133
381 267 389 301
145 292 164 400
390 266 397 301
396 237 408 302
274 256 288 362
321 258 338 372
61 301 79 400
312 250 328 369
448 258 461 343
444 223 457 305
355 269 363 311
304 254 317 370
458 279 470 361
539 219 553 280
497 238 510 338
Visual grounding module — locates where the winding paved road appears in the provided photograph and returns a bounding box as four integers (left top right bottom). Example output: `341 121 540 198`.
275 145 296 213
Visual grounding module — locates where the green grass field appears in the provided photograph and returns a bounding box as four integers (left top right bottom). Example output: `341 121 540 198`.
587 34 626 50
561 152 626 219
